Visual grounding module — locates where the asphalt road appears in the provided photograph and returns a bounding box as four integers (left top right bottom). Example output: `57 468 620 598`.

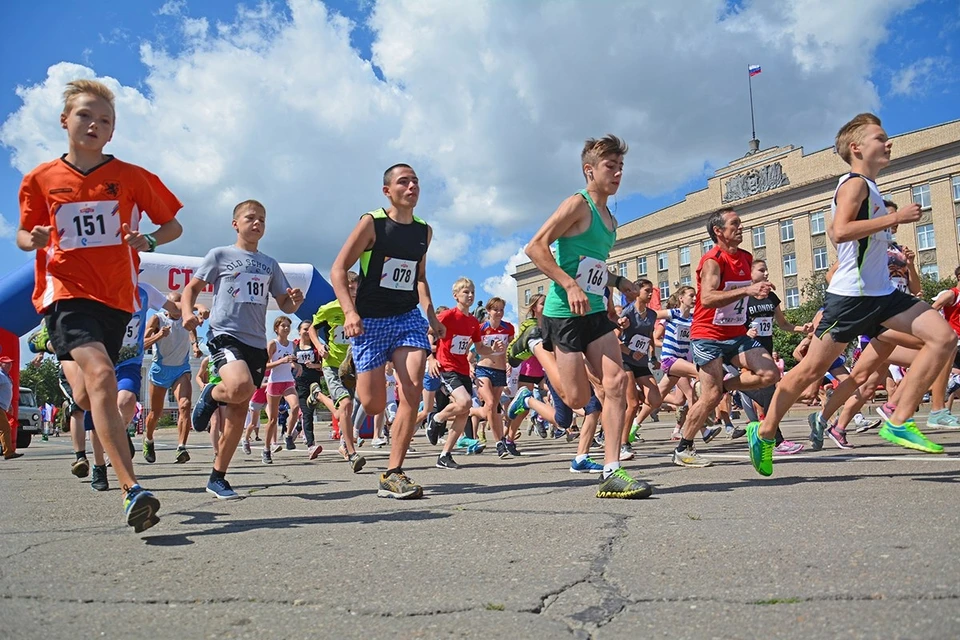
2 410 959 639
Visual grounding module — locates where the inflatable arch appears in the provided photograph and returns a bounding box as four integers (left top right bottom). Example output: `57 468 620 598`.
0 253 335 446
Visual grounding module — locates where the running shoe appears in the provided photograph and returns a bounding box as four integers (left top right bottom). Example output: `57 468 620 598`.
478 428 487 444
807 411 827 450
619 444 635 461
729 426 747 440
570 457 604 473
309 443 323 460
455 435 479 450
628 423 644 444
356 437 365 448
337 443 349 460
507 321 541 367
535 416 548 439
273 444 283 454
774 440 805 455
261 450 273 464
825 426 854 450
174 447 190 464
91 465 108 491
348 453 366 473
496 441 511 459
927 409 960 429
508 388 532 420
747 421 775 477
307 382 321 407
426 412 441 445
552 428 567 440
671 426 682 441
206 477 241 500
596 468 653 499
505 440 521 457
285 436 296 451
192 383 220 432
142 439 156 464
71 457 90 478
123 485 160 533
436 452 461 470
875 402 897 423
371 437 388 448
672 447 712 468
242 439 252 455
378 470 423 499
878 420 943 453
467 441 486 455
701 425 722 444
853 414 882 433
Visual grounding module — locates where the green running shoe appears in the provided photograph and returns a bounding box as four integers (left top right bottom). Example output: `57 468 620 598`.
142 439 156 464
628 422 641 444
878 420 943 454
596 467 652 499
507 319 540 368
747 421 775 477
508 388 532 420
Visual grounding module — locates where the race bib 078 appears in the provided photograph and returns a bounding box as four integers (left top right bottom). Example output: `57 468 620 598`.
380 257 416 291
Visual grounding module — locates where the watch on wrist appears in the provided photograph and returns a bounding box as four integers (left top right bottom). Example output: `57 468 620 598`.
144 233 158 252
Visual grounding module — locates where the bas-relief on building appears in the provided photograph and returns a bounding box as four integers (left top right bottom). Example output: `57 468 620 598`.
515 120 960 311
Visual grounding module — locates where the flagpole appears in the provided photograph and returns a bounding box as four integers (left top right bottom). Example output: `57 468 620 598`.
747 65 757 141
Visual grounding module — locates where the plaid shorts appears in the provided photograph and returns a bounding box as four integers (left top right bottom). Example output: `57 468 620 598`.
351 308 430 374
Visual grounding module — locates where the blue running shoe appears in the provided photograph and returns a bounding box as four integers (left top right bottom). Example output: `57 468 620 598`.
508 388 532 420
123 484 160 533
466 441 486 455
192 383 220 432
701 425 722 444
570 457 604 473
206 477 242 500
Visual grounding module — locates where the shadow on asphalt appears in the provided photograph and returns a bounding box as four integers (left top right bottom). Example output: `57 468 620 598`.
142 509 451 546
655 468 960 494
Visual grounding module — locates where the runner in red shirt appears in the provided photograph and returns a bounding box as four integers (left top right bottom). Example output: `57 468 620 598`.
673 208 780 468
425 278 498 469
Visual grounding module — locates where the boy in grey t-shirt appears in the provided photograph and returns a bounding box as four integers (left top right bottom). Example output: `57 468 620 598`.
182 200 303 499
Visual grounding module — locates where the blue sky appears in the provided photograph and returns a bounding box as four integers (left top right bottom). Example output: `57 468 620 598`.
1 0 958 356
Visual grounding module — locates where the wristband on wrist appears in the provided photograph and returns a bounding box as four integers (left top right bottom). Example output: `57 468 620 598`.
144 233 158 252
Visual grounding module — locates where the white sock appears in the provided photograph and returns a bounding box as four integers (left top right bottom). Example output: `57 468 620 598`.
575 454 588 463
602 461 621 478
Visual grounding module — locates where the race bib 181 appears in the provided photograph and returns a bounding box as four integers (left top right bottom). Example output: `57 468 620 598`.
232 272 269 305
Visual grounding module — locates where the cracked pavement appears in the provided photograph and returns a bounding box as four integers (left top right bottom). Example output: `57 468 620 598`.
2 411 959 639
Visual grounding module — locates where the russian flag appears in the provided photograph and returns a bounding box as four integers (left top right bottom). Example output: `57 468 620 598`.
748 64 762 77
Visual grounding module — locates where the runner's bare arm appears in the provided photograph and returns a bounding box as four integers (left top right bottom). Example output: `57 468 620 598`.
181 277 208 331
142 315 163 347
774 306 811 333
932 289 957 311
525 196 591 294
699 259 770 309
902 246 922 296
331 216 376 320
831 179 920 243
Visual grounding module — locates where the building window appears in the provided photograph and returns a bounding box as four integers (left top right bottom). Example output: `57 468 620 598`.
679 245 691 267
912 184 932 209
537 285 543 295
752 226 766 248
524 289 531 305
917 223 936 250
810 211 825 235
813 247 828 271
657 251 669 271
780 219 794 242
921 264 940 280
617 261 627 278
785 287 800 309
702 239 714 253
680 275 692 286
659 281 670 299
953 176 960 202
783 252 797 277
637 256 647 275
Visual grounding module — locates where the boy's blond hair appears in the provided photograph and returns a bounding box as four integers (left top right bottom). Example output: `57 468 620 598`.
233 199 266 219
63 80 115 115
835 113 882 164
581 135 628 178
452 277 474 296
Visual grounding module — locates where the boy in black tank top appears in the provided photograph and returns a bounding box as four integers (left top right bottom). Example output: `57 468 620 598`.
331 164 444 500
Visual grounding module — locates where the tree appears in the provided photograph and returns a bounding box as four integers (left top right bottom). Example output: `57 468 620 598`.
18 357 65 407
774 272 827 368
919 274 956 304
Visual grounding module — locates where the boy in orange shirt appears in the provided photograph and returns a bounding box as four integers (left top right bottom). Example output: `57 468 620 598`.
17 80 183 532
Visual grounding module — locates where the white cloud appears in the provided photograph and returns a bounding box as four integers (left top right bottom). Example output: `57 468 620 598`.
482 246 527 324
479 238 524 268
0 0 921 279
890 56 949 97
157 0 187 17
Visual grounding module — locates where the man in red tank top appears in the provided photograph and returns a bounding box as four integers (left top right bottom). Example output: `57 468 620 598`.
932 266 960 377
672 209 781 468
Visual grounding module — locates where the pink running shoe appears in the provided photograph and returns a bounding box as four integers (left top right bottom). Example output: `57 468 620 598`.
773 440 804 456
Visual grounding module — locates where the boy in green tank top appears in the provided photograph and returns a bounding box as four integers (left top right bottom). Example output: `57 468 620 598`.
525 135 652 499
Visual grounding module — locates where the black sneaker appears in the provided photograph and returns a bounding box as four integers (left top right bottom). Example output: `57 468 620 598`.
71 457 90 478
597 468 653 499
91 465 109 491
436 452 461 470
174 447 190 464
285 436 296 451
497 441 512 459
426 413 440 446
192 383 221 432
505 441 521 457
730 427 747 440
142 440 156 464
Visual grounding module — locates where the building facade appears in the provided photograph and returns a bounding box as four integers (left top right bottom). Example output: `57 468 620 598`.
515 120 960 311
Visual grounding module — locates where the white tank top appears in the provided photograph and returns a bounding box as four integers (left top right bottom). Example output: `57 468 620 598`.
268 339 295 383
828 173 895 297
155 312 191 367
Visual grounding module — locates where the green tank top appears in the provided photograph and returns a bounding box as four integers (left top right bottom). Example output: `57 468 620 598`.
543 189 617 318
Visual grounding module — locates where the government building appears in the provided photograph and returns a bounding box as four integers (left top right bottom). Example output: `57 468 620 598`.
514 120 960 311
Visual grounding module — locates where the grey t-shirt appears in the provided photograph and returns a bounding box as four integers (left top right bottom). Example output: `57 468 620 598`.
195 245 290 349
619 304 657 367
